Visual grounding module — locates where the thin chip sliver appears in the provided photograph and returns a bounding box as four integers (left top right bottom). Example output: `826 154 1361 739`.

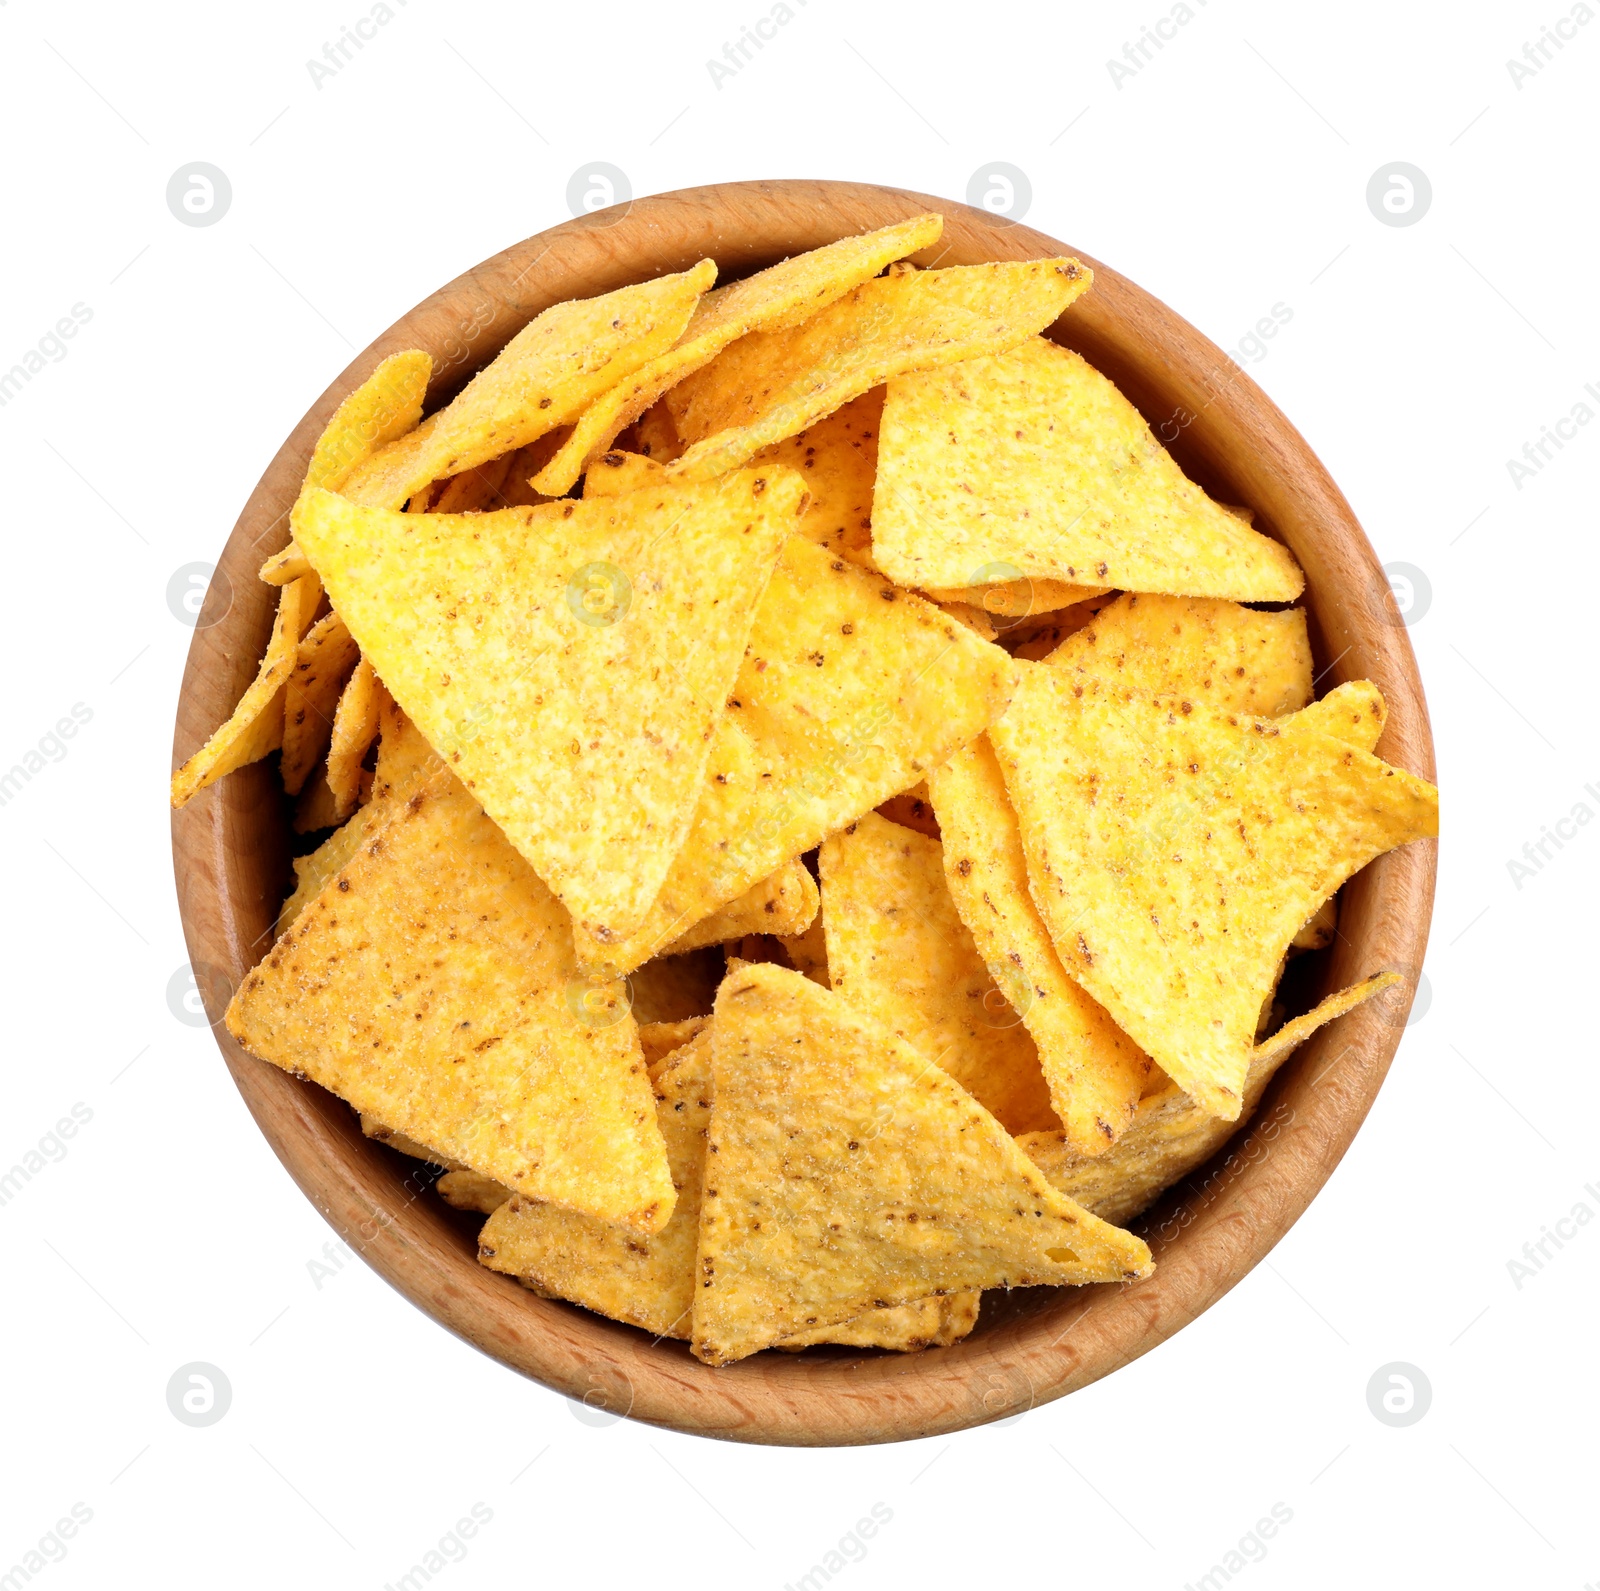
280 612 359 796
661 857 818 957
871 338 1304 601
324 657 384 822
1020 972 1400 1225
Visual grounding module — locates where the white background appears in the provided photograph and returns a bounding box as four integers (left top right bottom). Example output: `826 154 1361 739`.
2 0 1595 1586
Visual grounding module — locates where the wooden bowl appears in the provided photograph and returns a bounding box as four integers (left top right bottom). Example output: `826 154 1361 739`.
171 179 1436 1446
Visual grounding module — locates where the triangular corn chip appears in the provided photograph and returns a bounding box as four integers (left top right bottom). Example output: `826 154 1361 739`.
280 612 359 796
568 531 1018 973
293 467 804 942
989 665 1439 1118
664 259 1093 483
640 1016 708 1078
927 738 1151 1155
775 1292 981 1352
776 911 829 987
478 1025 714 1338
170 573 319 807
226 760 675 1230
361 1113 460 1167
923 575 1106 620
261 350 434 586
1283 679 1386 752
1020 972 1400 1226
821 812 1056 1134
323 656 385 821
634 399 681 463
532 216 943 495
1044 592 1312 715
871 337 1304 601
436 1169 513 1215
693 963 1152 1364
661 857 818 957
339 263 716 511
746 387 884 569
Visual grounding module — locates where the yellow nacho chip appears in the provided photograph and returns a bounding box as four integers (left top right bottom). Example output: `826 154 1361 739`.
927 737 1152 1155
170 573 319 807
747 387 883 569
693 963 1152 1364
776 908 829 987
324 656 385 822
664 259 1094 483
261 350 434 586
923 576 1106 621
639 1016 708 1078
436 1169 513 1215
661 857 819 956
1045 592 1313 716
569 531 1018 973
821 812 1056 1135
989 664 1439 1118
532 216 943 495
360 1112 461 1168
280 612 360 796
871 337 1304 601
1283 678 1387 753
633 399 681 464
226 761 675 1230
776 1291 980 1352
1020 972 1400 1225
339 263 716 511
293 467 804 943
478 1026 715 1339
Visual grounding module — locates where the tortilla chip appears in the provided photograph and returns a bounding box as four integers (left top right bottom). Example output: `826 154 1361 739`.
1021 972 1400 1226
1044 592 1313 716
628 949 723 1024
226 761 675 1230
430 453 515 514
532 217 943 495
776 1291 981 1351
820 811 1055 1135
633 400 681 464
1004 599 1106 662
1290 896 1337 953
279 612 360 796
436 1169 513 1215
170 573 319 807
293 466 804 942
776 910 829 987
339 263 716 511
665 259 1093 483
640 1017 708 1078
580 448 663 498
322 656 385 821
360 1112 462 1167
927 737 1152 1155
923 576 1106 622
260 351 435 586
693 963 1151 1364
1284 679 1387 752
872 337 1304 601
661 858 819 956
747 387 884 569
876 782 939 838
569 532 1019 973
478 1026 715 1338
989 664 1439 1118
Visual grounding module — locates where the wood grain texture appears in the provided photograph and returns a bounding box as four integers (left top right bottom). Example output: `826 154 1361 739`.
170 179 1437 1447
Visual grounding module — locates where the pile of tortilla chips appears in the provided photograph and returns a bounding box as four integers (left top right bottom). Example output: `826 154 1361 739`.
176 213 1438 1366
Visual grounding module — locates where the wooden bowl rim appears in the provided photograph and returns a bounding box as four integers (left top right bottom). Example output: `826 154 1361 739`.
171 178 1436 1448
